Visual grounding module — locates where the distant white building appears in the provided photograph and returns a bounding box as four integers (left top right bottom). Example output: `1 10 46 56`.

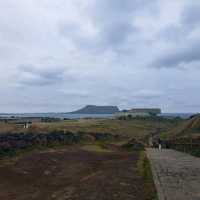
115 108 161 118
24 122 32 129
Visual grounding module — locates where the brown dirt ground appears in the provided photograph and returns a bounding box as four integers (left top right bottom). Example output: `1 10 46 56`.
0 147 155 200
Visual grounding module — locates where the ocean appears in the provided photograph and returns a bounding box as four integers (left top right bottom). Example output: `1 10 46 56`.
0 113 196 119
159 113 196 119
0 113 114 119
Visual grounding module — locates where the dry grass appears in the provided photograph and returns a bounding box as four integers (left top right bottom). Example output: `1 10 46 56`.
0 122 23 134
137 151 158 200
0 118 180 145
80 144 113 153
26 118 178 139
162 116 200 139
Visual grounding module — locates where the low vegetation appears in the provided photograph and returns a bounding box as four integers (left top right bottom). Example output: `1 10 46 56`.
0 117 182 158
162 115 200 139
80 144 113 153
161 115 200 157
137 151 158 200
27 117 181 140
1 116 188 199
0 131 123 158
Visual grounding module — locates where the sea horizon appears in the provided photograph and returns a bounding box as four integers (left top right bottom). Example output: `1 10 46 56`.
0 112 197 119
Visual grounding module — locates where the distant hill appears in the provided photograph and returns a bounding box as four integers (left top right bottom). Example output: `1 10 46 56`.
166 114 200 138
69 105 119 114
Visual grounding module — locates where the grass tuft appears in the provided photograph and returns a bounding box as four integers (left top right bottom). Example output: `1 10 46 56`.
137 151 158 200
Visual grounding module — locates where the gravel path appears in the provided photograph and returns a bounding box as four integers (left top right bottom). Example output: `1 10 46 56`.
146 148 200 200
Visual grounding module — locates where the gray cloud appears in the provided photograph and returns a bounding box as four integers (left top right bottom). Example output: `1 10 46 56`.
152 2 200 68
1 0 200 113
182 3 200 28
152 41 200 68
59 0 153 52
91 0 141 47
16 65 65 86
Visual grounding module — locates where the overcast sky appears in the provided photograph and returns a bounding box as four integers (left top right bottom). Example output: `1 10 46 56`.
0 0 200 113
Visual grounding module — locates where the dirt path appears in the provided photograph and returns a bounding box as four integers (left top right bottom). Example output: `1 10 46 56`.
146 148 200 200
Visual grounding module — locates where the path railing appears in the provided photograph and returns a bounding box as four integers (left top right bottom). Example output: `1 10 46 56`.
166 137 200 157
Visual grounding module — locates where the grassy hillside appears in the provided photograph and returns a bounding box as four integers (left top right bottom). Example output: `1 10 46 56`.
0 117 183 145
25 118 181 141
161 115 200 157
162 115 200 139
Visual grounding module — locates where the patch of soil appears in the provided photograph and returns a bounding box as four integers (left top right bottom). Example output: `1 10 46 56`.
0 147 152 200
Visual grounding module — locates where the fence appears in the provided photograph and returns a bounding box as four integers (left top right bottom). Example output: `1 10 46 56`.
166 137 200 157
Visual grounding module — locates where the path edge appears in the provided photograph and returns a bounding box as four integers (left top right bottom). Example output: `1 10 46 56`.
146 148 166 200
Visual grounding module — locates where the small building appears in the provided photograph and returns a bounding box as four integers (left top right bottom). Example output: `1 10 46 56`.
12 121 32 129
115 108 161 118
3 118 33 129
23 122 32 129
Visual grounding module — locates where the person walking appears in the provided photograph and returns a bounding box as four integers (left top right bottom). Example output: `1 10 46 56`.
158 138 162 150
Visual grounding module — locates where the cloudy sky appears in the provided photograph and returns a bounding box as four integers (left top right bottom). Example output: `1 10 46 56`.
0 0 200 113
